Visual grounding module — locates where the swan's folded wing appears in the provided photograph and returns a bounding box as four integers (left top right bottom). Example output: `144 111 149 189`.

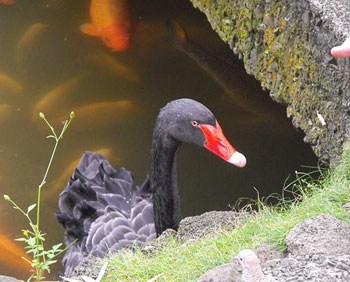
56 151 155 275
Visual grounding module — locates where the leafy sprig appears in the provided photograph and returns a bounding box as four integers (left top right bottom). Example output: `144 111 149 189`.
4 111 74 281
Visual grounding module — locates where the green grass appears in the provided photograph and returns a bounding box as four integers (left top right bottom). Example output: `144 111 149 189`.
102 146 350 282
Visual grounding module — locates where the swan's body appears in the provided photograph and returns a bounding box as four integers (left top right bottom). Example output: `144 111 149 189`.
57 99 246 275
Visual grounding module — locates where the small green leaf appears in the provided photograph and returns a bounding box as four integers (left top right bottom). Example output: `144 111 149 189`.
52 243 63 251
27 237 36 246
47 253 55 259
45 260 57 266
27 204 37 214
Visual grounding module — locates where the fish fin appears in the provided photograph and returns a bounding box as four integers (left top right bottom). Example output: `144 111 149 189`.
80 23 99 37
165 19 188 48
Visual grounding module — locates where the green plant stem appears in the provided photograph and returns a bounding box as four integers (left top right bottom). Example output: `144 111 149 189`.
34 115 74 279
4 197 33 226
36 137 59 268
4 111 75 281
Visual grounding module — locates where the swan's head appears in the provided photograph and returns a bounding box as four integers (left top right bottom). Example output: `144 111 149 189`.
156 98 246 168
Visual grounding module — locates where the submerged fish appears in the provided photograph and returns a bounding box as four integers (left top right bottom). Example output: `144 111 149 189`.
81 0 132 52
32 74 85 120
0 232 32 273
166 19 278 116
54 99 141 126
16 23 48 70
46 148 116 200
0 0 14 5
88 53 139 82
0 73 23 96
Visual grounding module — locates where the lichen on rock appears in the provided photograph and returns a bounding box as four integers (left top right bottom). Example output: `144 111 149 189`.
190 0 350 165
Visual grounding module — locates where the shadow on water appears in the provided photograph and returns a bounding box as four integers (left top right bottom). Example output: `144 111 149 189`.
0 0 318 279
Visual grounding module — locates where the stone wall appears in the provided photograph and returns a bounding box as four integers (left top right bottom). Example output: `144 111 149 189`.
190 0 350 165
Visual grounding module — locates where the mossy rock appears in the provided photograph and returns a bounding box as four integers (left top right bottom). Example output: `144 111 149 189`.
190 0 350 166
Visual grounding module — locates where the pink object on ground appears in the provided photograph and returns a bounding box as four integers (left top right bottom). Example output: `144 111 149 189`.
331 38 350 58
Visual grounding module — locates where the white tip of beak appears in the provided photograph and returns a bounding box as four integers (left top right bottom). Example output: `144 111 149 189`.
228 151 247 168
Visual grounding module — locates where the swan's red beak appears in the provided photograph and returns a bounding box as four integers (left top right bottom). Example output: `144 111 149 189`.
199 120 246 168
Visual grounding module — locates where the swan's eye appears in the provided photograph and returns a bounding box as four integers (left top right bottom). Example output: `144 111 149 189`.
191 120 199 127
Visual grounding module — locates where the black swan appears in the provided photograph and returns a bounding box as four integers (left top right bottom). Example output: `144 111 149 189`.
56 98 246 275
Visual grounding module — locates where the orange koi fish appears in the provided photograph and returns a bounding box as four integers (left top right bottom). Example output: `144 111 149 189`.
81 0 131 52
16 23 48 70
0 0 14 5
32 74 85 120
53 99 141 126
0 73 23 95
0 232 32 273
45 148 116 200
88 52 140 82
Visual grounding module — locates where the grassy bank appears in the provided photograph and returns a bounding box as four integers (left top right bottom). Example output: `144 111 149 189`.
101 146 350 282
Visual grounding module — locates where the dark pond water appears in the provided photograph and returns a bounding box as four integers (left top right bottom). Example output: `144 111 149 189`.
0 0 318 279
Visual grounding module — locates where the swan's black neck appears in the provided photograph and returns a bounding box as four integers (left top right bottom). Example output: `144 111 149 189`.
150 123 181 236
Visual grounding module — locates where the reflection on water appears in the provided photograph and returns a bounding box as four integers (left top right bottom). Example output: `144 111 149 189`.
0 0 318 279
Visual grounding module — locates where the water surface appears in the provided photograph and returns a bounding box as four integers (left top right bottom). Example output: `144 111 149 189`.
0 0 318 279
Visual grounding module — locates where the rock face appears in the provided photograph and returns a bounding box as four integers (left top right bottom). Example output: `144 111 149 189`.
196 262 240 282
176 211 245 241
189 0 350 165
0 275 21 282
285 213 350 256
265 254 350 282
264 214 350 281
198 214 350 282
